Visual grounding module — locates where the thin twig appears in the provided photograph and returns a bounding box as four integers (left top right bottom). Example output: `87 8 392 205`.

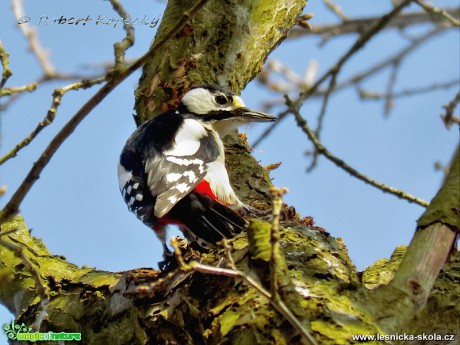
0 235 50 331
323 0 349 22
441 91 460 129
289 6 460 39
259 27 443 108
11 0 56 77
254 23 443 148
384 61 400 116
306 73 337 172
109 0 135 70
288 97 430 208
0 78 105 166
338 27 443 88
301 1 413 169
0 41 13 90
414 0 460 27
0 82 38 98
0 71 108 111
298 0 413 105
358 79 459 100
0 0 211 225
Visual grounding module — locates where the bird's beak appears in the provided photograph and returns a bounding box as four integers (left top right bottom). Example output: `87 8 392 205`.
239 108 277 122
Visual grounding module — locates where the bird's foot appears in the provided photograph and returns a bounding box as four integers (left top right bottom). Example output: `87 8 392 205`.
158 245 178 273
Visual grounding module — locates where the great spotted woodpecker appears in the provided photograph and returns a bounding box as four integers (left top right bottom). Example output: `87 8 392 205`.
118 85 275 271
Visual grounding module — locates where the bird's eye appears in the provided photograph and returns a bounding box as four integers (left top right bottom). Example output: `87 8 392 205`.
215 95 228 105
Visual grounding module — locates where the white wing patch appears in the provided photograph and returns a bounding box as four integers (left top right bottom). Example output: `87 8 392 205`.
183 171 196 182
143 119 223 218
151 160 206 218
166 173 182 182
165 156 206 174
175 183 189 193
162 119 208 157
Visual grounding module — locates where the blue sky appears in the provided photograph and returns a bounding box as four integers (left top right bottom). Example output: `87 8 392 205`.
1 0 459 340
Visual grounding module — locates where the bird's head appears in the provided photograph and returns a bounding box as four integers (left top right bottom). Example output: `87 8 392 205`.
179 85 276 136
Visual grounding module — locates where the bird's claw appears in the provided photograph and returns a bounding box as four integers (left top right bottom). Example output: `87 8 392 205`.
158 244 178 272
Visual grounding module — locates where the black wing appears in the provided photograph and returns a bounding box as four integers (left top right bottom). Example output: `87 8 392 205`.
118 111 220 222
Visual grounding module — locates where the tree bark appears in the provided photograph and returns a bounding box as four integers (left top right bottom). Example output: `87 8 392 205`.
1 1 459 344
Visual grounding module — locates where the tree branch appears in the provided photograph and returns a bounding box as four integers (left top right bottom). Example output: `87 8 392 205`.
390 147 459 310
109 0 135 70
414 1 460 27
0 78 105 166
288 6 460 39
441 91 460 129
11 0 56 77
0 41 13 90
289 98 429 207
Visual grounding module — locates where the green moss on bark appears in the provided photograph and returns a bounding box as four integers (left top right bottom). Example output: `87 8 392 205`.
417 147 460 232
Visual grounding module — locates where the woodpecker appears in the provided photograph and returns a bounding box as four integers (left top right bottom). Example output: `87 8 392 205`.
118 85 276 271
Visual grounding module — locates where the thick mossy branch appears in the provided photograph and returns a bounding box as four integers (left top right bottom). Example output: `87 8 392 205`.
225 133 274 209
384 147 459 319
2 216 459 344
417 146 460 231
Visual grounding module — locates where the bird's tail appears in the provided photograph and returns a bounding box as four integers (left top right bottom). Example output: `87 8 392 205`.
169 191 247 248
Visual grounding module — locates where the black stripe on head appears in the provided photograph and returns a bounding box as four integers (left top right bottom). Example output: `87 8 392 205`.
196 109 245 122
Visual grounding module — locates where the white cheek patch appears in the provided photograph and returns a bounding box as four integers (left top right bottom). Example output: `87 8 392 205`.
181 88 217 114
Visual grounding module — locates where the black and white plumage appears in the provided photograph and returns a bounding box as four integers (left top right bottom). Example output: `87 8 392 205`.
118 85 276 271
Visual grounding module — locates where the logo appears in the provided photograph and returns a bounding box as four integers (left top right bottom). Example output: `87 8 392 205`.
3 321 81 342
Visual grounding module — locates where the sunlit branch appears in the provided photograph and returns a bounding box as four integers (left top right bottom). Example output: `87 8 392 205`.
0 82 38 98
0 41 13 90
323 0 349 22
109 0 135 70
0 232 50 331
0 78 106 166
383 61 400 116
414 1 460 27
